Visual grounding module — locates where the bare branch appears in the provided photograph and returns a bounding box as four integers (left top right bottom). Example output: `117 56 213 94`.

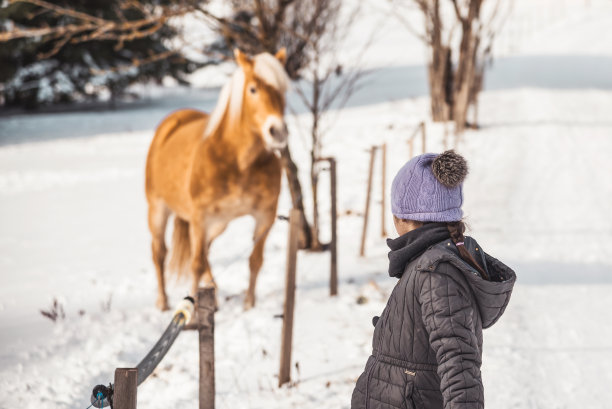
450 0 467 25
293 79 315 112
386 0 430 44
1 0 197 58
38 31 73 59
90 50 179 75
8 0 106 24
394 12 430 44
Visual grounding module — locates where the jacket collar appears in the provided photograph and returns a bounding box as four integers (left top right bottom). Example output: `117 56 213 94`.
387 223 450 278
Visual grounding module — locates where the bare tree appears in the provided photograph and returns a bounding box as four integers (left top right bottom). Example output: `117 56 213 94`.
291 0 369 250
392 0 512 132
201 0 368 249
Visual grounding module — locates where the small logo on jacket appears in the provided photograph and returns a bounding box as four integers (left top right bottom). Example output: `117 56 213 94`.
404 370 416 376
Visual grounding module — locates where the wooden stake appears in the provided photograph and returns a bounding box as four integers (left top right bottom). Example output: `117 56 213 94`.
443 125 449 151
198 287 215 409
114 368 137 409
360 146 377 257
279 208 300 387
314 157 338 296
328 158 338 296
421 122 427 153
381 143 387 237
408 138 414 159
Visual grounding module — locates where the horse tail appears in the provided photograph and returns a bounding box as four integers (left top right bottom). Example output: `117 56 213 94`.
168 217 191 279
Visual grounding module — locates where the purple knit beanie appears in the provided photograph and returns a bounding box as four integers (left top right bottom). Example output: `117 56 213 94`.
391 150 468 222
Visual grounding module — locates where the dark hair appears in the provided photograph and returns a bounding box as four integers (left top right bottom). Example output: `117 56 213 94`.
446 221 490 280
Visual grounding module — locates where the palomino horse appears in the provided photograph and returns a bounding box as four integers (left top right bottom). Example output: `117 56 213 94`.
145 48 289 311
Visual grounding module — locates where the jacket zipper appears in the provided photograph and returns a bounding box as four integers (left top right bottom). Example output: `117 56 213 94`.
364 355 378 409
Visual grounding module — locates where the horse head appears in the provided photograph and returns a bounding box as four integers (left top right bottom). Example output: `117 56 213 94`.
234 48 289 151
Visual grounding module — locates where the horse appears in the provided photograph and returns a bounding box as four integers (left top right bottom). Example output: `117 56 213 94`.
145 48 290 311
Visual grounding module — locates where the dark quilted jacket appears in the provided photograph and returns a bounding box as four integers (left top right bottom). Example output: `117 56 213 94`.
351 225 516 409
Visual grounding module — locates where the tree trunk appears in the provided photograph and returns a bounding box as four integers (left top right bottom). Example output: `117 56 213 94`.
452 39 475 133
428 0 453 122
310 164 322 250
309 71 323 251
279 146 313 249
468 63 484 129
453 0 483 133
429 45 453 122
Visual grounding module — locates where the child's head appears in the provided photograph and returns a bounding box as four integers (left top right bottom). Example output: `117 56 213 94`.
391 150 468 234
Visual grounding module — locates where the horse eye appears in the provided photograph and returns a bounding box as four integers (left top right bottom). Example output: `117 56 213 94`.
250 86 257 94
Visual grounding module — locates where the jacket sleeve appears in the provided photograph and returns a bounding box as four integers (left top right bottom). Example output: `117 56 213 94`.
418 262 484 409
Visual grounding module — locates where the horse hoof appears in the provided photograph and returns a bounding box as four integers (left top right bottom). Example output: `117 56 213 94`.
243 297 255 311
156 298 170 311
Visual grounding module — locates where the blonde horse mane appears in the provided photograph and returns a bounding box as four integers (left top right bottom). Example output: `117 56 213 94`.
203 52 290 138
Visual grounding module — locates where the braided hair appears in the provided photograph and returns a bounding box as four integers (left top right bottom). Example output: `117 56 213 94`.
446 221 489 280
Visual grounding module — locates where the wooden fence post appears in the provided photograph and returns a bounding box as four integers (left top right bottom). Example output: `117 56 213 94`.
114 368 137 409
408 137 414 159
420 122 427 153
279 208 300 387
328 158 338 296
198 287 216 409
381 143 387 237
360 146 377 257
314 157 338 296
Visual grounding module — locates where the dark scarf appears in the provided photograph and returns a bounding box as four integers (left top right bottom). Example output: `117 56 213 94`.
387 223 450 278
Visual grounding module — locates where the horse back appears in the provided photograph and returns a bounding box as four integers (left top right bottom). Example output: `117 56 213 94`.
154 109 208 144
145 109 209 216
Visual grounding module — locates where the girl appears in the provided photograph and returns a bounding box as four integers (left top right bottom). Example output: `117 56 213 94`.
351 150 516 409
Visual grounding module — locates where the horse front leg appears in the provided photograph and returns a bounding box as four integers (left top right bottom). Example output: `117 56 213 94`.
189 218 218 307
245 210 276 310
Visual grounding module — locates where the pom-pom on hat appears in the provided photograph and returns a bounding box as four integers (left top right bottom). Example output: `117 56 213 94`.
391 150 468 222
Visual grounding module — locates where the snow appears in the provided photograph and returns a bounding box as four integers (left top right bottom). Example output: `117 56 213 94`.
1 1 612 408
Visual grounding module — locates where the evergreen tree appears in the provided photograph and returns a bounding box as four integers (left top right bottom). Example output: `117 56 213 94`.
0 0 203 109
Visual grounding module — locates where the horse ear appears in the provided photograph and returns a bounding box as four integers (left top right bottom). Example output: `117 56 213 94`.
274 48 287 64
234 49 252 69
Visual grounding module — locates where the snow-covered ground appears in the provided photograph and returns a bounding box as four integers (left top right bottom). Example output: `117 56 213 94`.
1 1 612 408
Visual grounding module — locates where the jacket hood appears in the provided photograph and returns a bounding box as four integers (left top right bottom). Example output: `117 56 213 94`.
421 237 516 328
388 230 516 328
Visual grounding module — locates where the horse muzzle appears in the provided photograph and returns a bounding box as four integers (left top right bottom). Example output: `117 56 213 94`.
262 116 288 150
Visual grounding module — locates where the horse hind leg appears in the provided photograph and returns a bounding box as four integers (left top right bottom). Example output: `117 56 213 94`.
245 210 276 310
148 199 171 311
